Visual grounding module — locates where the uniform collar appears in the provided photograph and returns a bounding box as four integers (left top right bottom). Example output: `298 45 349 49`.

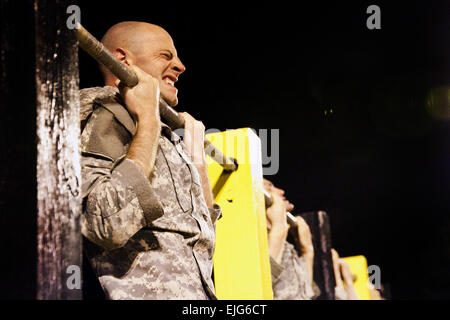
161 122 182 144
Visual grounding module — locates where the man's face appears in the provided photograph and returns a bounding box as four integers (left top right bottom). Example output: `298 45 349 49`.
132 30 186 106
263 178 295 212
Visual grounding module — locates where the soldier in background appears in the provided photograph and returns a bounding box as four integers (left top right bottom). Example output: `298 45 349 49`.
264 179 319 299
331 249 384 300
80 21 221 299
331 249 360 300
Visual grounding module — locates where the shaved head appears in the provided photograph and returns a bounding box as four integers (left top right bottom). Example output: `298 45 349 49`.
99 21 186 106
101 21 169 57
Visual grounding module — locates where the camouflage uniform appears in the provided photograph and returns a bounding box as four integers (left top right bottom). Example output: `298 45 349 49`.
270 242 318 300
80 86 221 300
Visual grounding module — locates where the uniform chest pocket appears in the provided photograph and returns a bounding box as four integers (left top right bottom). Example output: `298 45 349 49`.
159 141 194 213
175 139 203 187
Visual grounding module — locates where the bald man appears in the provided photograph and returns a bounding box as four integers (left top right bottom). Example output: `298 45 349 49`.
79 22 221 300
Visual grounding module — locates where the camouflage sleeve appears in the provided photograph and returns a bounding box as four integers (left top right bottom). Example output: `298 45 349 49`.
270 256 285 285
81 154 164 251
297 256 316 300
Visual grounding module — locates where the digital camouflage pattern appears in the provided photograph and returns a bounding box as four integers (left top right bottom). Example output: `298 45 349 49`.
80 86 221 300
271 241 317 300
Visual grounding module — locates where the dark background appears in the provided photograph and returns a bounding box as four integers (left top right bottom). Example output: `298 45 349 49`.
77 0 450 299
0 0 448 299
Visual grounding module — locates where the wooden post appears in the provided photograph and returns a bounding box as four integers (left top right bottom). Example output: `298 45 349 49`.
35 0 82 300
297 211 336 300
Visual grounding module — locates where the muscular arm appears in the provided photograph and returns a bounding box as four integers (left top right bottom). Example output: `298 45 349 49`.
81 154 163 250
118 65 162 178
126 115 160 178
331 249 344 288
340 259 360 300
268 225 289 264
180 112 215 209
81 65 164 250
266 192 289 264
295 216 315 285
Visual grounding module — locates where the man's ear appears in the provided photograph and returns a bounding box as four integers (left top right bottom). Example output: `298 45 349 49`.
113 47 134 66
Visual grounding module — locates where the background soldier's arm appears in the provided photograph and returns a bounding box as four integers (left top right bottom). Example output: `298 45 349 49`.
266 192 289 264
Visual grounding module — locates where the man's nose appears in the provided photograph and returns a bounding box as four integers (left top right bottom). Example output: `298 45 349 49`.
172 57 186 74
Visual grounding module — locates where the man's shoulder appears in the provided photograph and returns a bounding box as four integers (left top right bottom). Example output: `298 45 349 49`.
80 86 136 135
80 86 136 161
80 86 119 119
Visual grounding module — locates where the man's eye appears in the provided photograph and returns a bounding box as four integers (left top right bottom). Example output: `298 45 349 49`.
162 53 172 59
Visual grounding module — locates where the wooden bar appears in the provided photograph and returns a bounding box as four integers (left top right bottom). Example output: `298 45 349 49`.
35 0 82 300
296 211 336 300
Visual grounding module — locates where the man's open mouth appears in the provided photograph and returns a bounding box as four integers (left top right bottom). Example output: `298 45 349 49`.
163 75 177 87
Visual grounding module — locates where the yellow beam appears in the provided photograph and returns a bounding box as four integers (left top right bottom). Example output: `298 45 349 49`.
341 255 371 300
206 128 273 300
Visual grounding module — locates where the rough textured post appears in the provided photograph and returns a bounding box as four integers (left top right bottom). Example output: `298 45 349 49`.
297 211 336 300
35 0 82 300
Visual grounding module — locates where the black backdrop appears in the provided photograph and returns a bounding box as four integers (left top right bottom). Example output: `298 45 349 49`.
77 0 450 299
1 0 449 299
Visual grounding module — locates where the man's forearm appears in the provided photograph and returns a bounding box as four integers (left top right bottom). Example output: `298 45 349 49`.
303 252 314 285
268 225 288 264
300 242 315 285
126 115 161 178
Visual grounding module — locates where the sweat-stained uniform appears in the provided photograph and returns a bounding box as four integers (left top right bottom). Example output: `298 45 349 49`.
270 241 319 300
79 86 221 300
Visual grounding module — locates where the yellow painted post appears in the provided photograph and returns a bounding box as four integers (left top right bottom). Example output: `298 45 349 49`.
342 255 371 300
206 128 273 300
